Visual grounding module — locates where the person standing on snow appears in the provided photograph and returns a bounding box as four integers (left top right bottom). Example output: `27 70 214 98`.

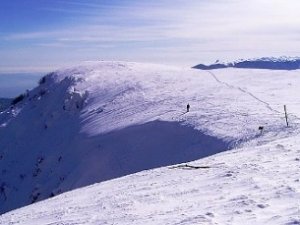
187 103 190 112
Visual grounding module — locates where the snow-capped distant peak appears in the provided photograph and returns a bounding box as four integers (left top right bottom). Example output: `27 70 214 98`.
193 56 300 70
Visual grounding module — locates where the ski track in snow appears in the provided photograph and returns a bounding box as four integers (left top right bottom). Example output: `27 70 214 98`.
207 71 282 115
207 70 300 146
209 69 300 125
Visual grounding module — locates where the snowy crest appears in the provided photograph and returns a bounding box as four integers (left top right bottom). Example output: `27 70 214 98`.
1 61 300 223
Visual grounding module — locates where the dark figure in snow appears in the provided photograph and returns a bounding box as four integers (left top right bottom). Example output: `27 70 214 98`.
187 103 190 112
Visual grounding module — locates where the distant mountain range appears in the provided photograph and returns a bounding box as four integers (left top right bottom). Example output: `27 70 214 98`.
193 57 300 70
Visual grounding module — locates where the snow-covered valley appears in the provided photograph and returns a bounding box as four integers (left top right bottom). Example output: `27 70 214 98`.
0 61 299 224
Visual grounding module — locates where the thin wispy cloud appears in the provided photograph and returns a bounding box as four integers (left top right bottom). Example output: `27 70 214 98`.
1 0 300 72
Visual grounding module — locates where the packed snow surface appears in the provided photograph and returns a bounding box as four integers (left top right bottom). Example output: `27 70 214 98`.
1 135 299 225
0 61 300 224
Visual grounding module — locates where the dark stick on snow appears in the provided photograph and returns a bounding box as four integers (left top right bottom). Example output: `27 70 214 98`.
169 164 210 170
284 105 289 127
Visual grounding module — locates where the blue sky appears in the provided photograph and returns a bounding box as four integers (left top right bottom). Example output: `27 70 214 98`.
1 0 300 73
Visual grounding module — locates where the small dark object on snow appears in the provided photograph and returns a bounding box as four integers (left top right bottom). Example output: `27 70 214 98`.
258 126 264 134
187 103 190 112
169 164 210 170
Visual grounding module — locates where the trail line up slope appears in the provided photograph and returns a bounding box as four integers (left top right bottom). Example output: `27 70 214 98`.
207 71 282 115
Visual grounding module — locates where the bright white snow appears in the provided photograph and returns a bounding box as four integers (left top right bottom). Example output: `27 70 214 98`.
1 133 299 225
0 61 299 224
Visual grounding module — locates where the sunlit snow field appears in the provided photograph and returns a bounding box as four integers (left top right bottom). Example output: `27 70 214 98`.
0 62 299 224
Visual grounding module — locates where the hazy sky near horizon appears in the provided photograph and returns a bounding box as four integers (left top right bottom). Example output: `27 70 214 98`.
1 0 300 73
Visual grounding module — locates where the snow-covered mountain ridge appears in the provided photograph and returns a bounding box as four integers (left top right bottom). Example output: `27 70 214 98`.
0 61 300 224
0 61 232 214
194 57 300 70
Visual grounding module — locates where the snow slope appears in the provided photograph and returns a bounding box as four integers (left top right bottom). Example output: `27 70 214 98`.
0 62 300 223
0 62 234 214
1 133 299 225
